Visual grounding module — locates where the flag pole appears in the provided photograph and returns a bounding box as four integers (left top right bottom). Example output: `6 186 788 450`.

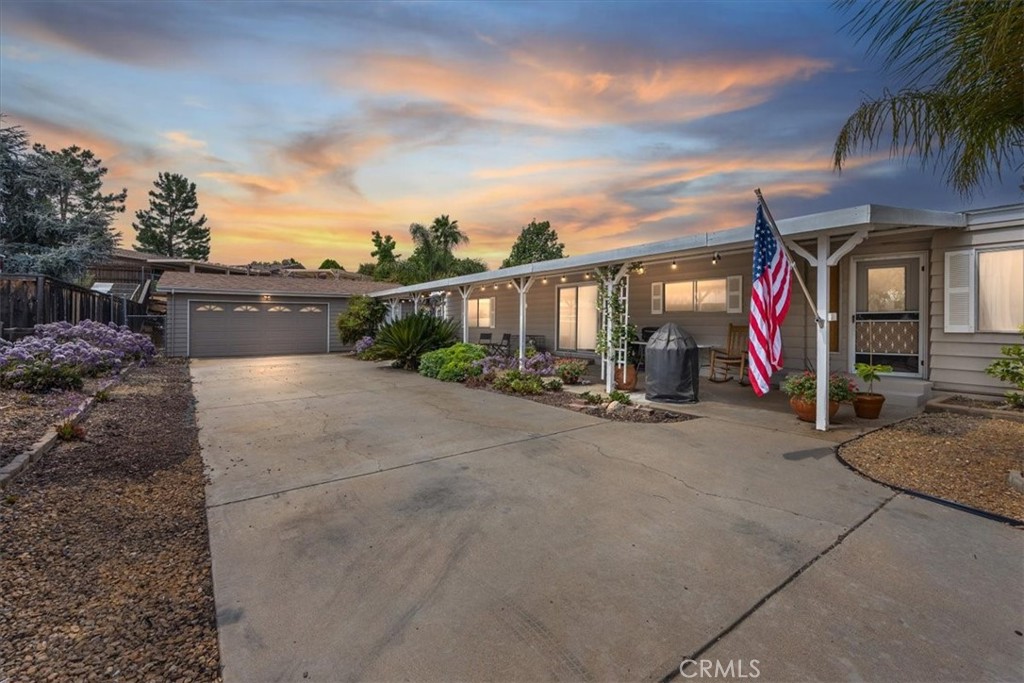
754 188 823 327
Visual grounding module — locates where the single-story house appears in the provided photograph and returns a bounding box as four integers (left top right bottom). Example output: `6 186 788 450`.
158 272 392 358
370 202 1023 429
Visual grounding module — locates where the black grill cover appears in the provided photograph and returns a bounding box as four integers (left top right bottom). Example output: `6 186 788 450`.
644 323 699 403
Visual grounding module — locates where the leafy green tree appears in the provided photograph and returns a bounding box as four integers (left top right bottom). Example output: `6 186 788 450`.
1 120 125 280
368 230 402 281
501 219 565 268
370 230 399 264
133 172 210 260
336 295 388 344
832 0 1024 195
318 258 344 270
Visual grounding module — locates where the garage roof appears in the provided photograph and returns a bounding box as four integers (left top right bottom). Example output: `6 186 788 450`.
157 272 393 297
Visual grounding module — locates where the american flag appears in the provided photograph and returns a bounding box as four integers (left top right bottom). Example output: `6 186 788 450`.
748 203 792 396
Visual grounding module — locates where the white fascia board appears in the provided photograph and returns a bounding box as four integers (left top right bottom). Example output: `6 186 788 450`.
156 287 357 298
369 203 968 298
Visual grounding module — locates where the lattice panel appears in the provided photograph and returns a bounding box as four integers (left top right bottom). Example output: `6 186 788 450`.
855 320 919 355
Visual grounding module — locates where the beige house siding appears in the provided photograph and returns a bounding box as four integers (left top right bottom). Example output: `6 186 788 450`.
929 220 1024 394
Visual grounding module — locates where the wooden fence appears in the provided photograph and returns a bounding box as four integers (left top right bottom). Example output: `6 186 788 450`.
0 274 149 340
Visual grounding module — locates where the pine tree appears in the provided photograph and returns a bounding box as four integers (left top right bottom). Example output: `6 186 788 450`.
1 119 125 281
501 220 565 268
133 172 211 260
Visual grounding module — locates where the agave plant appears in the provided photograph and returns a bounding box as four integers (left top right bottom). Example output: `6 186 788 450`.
373 312 458 370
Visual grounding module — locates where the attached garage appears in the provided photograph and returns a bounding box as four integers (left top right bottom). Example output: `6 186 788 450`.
158 272 391 358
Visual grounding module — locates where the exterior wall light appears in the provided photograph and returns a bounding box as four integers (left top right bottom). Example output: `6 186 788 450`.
671 260 677 269
712 252 721 265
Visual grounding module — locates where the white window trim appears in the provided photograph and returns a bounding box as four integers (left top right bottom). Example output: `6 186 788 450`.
467 297 496 328
663 277 732 313
651 282 663 315
976 246 1024 333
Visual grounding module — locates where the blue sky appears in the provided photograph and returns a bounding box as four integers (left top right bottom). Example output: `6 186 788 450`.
2 0 1020 268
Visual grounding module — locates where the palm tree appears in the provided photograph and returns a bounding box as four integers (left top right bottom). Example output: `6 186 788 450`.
832 0 1024 196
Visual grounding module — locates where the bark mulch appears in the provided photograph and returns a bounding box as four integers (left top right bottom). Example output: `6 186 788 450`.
0 359 221 682
0 384 93 469
839 413 1024 523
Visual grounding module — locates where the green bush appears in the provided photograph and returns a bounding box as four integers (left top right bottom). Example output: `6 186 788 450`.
985 325 1024 408
373 312 459 370
492 369 545 395
555 359 588 384
419 343 487 382
608 389 632 405
543 377 563 392
337 295 388 345
0 360 83 392
579 391 604 405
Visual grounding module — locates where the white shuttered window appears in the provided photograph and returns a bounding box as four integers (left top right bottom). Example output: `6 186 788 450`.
943 250 975 333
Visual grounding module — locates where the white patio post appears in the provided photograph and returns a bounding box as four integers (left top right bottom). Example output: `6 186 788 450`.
786 229 867 431
815 236 830 431
512 277 535 370
459 285 473 343
413 294 421 314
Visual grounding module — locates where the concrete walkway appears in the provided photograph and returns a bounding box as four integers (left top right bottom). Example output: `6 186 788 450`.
192 355 1023 682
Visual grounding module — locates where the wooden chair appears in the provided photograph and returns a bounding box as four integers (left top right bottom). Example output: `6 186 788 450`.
708 324 748 383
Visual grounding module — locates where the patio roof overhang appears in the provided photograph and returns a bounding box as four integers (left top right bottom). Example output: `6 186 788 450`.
368 204 966 298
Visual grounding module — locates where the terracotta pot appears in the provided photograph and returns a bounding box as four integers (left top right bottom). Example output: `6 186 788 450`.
853 392 886 419
789 396 840 423
614 364 638 391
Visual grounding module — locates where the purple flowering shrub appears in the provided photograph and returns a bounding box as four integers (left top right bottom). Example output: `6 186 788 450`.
473 351 556 379
354 336 375 354
0 320 156 392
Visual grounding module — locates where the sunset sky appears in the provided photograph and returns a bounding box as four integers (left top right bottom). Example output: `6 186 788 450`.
2 0 1020 270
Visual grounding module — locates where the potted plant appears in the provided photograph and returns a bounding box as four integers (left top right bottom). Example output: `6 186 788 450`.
781 371 858 422
852 362 893 419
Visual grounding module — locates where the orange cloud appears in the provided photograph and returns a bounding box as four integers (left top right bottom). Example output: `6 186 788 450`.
333 50 831 128
161 130 207 151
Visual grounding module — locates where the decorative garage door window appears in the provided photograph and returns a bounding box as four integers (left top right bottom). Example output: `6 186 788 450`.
268 306 292 312
234 305 259 312
195 304 224 312
299 306 323 313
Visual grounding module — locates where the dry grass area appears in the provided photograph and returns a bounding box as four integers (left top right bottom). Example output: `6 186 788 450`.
840 413 1024 522
0 360 221 681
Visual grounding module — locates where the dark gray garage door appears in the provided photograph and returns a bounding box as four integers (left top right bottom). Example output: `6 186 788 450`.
189 302 329 357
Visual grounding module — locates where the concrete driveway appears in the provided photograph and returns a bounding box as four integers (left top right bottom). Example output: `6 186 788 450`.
192 355 1023 682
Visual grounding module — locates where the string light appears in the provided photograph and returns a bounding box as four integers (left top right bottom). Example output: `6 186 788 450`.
560 276 567 283
542 278 548 284
712 252 721 265
671 261 677 269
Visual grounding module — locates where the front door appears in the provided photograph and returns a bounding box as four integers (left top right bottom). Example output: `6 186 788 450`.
851 256 925 376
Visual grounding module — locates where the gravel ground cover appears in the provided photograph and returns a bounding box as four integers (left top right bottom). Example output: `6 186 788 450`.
840 413 1024 522
0 359 221 681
